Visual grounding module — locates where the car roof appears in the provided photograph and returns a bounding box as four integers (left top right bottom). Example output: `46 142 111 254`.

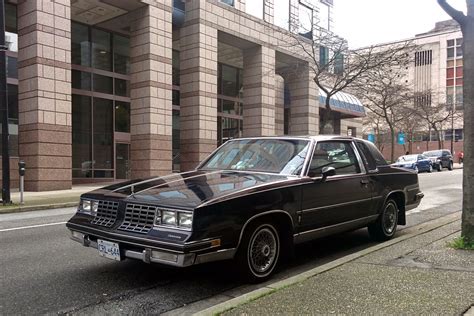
227 135 362 142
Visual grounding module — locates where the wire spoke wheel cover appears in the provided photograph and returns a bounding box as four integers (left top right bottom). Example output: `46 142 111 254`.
247 225 279 276
383 203 397 234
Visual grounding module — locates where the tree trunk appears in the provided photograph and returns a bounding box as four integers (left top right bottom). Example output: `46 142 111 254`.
438 0 474 242
461 1 474 242
320 97 335 135
389 126 396 162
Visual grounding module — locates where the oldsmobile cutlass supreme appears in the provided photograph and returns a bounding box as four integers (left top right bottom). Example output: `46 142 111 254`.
67 136 424 281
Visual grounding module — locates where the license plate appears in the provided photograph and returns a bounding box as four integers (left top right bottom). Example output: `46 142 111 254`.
97 239 121 261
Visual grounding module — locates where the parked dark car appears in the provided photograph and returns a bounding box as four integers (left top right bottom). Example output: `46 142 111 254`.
422 150 454 171
66 136 424 282
392 154 432 173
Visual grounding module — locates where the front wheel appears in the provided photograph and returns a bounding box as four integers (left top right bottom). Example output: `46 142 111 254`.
368 199 399 241
428 164 433 173
437 164 442 172
236 222 280 282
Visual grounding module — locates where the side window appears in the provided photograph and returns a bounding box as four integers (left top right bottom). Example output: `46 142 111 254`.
308 141 360 177
356 142 377 171
365 142 388 166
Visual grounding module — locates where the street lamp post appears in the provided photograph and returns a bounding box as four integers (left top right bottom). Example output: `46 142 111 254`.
0 0 11 205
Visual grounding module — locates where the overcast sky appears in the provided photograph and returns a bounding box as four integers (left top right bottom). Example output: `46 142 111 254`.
333 0 467 48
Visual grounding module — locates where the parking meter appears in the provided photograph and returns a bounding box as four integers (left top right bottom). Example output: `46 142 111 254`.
18 161 26 176
18 160 25 204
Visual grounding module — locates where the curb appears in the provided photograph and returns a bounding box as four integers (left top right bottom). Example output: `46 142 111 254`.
193 211 462 316
0 202 78 214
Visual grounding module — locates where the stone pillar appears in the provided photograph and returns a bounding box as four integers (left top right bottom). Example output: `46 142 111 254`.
286 64 319 135
17 0 72 191
179 1 218 171
275 75 285 135
130 3 173 179
242 45 276 137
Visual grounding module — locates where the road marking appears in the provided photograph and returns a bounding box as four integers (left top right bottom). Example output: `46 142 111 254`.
0 221 67 232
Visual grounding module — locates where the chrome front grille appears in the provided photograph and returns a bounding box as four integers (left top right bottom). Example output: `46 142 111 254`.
91 200 119 227
118 204 158 234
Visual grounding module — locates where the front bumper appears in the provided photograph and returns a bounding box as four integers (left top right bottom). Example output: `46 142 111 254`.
68 223 236 268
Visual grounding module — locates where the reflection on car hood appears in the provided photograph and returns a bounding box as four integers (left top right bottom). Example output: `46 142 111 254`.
86 170 297 209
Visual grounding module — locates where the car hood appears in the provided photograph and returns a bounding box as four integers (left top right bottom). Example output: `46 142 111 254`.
84 170 298 209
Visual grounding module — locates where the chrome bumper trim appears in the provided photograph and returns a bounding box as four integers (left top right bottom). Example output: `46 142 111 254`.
69 230 235 267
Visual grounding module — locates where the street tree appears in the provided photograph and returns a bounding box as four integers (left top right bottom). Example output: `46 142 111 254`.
363 111 390 153
412 91 460 150
351 45 414 162
437 0 474 242
282 25 414 134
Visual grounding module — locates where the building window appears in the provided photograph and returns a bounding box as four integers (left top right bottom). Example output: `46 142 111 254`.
5 3 17 52
319 1 330 31
334 53 344 74
220 0 234 6
274 0 290 30
172 110 180 172
217 64 244 145
92 28 112 71
298 3 313 39
246 0 264 19
447 38 462 59
71 23 131 179
72 23 91 67
415 50 432 66
319 46 329 67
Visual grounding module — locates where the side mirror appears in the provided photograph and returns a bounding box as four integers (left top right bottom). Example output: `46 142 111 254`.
321 166 336 181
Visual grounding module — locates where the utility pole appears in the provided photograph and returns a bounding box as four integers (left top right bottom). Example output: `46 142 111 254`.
0 0 11 205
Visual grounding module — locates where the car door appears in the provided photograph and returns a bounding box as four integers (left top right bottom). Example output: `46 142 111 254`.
298 140 373 235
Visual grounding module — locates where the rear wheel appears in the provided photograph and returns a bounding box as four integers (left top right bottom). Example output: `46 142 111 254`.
448 161 453 171
428 164 433 173
368 199 398 241
437 164 442 171
236 222 280 282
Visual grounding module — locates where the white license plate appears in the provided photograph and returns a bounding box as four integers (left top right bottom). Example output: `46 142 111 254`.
97 239 121 261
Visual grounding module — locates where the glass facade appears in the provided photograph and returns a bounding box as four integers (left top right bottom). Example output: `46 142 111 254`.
274 0 290 30
298 3 313 39
218 63 244 145
71 22 131 180
246 0 264 19
1 3 19 157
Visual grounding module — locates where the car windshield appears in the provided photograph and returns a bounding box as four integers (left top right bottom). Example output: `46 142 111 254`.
397 155 417 162
423 150 442 157
199 138 311 175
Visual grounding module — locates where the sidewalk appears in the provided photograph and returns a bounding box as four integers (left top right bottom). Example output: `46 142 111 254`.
0 184 106 214
199 212 473 315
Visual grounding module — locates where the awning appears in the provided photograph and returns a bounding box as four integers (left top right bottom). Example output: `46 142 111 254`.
319 88 366 118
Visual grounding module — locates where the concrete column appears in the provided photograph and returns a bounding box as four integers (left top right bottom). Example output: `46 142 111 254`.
130 3 173 178
286 65 319 135
242 45 276 137
179 1 218 171
275 75 285 135
17 0 72 191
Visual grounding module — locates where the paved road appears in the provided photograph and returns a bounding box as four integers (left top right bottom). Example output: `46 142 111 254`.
0 169 462 315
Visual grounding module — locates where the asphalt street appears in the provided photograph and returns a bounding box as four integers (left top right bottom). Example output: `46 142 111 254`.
0 169 463 315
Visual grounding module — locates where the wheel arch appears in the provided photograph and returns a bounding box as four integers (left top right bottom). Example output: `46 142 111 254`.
237 210 294 252
384 191 406 225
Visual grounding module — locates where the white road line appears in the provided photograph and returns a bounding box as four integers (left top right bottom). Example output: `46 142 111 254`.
0 221 67 232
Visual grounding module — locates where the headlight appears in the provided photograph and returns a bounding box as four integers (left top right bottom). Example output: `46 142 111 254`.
162 211 177 226
155 210 193 230
178 213 193 228
78 199 98 216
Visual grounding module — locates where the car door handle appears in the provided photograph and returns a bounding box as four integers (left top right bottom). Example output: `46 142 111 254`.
360 179 370 185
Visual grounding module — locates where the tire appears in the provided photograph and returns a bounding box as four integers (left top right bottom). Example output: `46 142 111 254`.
236 222 280 282
437 164 442 172
368 199 399 241
414 165 418 173
428 164 433 173
448 161 453 171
